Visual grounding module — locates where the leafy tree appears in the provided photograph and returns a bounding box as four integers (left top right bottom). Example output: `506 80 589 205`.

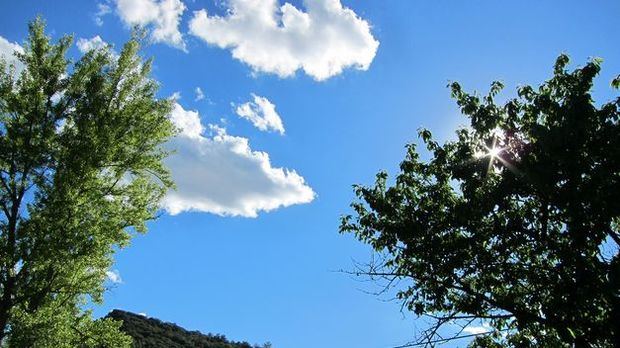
340 55 619 347
0 19 174 346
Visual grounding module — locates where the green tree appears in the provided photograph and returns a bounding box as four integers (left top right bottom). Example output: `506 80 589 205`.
340 55 619 347
0 19 174 346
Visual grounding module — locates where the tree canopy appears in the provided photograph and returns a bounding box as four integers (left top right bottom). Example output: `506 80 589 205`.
341 55 619 347
0 18 174 346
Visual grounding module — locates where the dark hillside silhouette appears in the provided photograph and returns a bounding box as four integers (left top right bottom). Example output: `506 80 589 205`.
107 310 269 348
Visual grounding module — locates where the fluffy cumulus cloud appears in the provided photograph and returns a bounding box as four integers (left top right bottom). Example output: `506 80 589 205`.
235 94 285 134
0 35 24 73
77 36 108 53
76 36 120 63
168 103 202 137
188 0 379 81
115 0 186 50
162 103 314 217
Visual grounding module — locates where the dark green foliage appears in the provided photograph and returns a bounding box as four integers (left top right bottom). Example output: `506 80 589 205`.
107 310 270 348
0 18 174 346
341 55 619 347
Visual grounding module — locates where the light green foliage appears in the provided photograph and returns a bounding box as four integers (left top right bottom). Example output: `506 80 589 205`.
341 55 619 346
0 18 174 346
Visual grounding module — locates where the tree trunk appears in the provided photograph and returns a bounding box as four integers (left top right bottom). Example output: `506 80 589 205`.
0 195 21 345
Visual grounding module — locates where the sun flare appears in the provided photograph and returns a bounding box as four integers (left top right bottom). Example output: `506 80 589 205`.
487 146 503 158
474 145 503 159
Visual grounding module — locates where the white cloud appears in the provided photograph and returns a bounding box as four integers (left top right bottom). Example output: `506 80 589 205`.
106 269 123 284
462 322 492 335
188 0 379 81
168 102 203 138
0 35 24 74
195 86 205 101
76 36 120 63
94 3 112 26
170 91 182 101
462 326 488 335
235 94 285 135
115 0 186 50
76 36 108 53
162 103 314 217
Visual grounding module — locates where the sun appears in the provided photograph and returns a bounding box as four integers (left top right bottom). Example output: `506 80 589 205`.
473 134 508 175
487 145 503 158
474 145 503 159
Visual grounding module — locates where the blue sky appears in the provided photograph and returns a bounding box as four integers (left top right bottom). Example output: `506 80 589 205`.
1 1 619 347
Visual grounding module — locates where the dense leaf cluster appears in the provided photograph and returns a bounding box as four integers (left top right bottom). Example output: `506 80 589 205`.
108 310 270 348
0 19 174 346
341 56 619 346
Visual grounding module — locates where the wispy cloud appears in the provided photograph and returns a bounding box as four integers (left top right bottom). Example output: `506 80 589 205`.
235 94 285 135
170 91 182 101
462 322 492 335
94 2 112 26
194 87 205 101
106 269 123 284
